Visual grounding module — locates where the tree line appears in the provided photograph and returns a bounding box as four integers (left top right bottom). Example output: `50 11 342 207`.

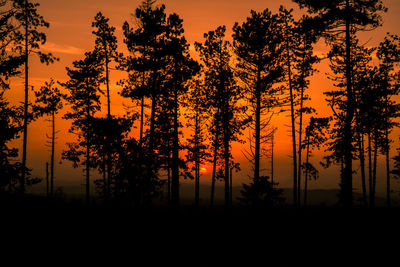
1 0 399 209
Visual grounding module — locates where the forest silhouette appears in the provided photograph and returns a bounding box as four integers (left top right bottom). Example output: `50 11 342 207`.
4 1 400 266
2 0 400 215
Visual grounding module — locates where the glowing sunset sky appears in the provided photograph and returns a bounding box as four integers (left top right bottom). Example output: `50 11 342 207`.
6 0 400 195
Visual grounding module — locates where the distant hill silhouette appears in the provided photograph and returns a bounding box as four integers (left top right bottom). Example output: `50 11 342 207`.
27 180 393 207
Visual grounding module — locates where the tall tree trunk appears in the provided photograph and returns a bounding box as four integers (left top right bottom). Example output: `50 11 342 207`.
304 136 310 207
171 89 180 210
385 129 391 207
287 39 297 207
86 133 90 204
102 156 106 197
254 68 261 184
85 81 91 204
371 133 378 208
194 114 200 208
167 153 171 205
358 132 367 207
105 53 112 198
145 91 157 204
271 131 274 189
230 166 233 206
224 107 230 211
384 91 391 207
21 0 29 193
105 52 111 117
210 116 220 209
46 162 49 197
342 0 354 207
51 110 55 197
297 50 307 206
140 95 144 144
368 132 373 207
139 45 147 145
195 159 199 208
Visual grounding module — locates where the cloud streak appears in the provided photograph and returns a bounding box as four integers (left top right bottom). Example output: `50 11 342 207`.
42 42 84 55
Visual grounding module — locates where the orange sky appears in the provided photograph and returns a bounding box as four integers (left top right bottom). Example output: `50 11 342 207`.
6 0 400 195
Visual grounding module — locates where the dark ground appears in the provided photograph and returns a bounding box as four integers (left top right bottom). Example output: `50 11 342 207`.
1 194 398 267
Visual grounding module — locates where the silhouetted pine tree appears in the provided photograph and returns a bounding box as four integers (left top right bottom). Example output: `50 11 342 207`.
92 12 118 118
121 1 167 153
162 13 200 209
90 116 132 199
11 0 58 193
356 59 399 208
324 40 374 206
92 11 119 198
293 0 387 207
195 26 246 210
61 51 104 203
239 176 284 209
121 2 170 204
301 117 330 206
184 79 211 208
0 0 24 89
376 34 400 207
0 0 31 193
33 79 65 197
232 9 284 193
0 90 24 193
278 7 320 206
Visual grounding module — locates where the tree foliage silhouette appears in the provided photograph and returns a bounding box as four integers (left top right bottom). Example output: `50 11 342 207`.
195 26 247 209
33 79 65 197
233 8 283 188
61 51 104 203
92 11 120 198
293 0 387 207
301 117 330 206
11 0 58 193
185 79 211 208
279 7 320 206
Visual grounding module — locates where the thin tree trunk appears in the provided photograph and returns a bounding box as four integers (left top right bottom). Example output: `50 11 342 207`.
139 69 145 144
254 68 261 184
51 110 55 197
384 91 391 207
105 53 111 117
85 81 91 204
86 135 90 204
230 167 233 206
271 130 274 188
105 53 112 198
145 91 157 204
46 162 49 197
224 113 230 210
195 160 199 208
102 156 106 197
304 136 310 207
342 0 354 207
210 116 220 209
368 131 373 207
167 153 171 205
358 132 367 207
194 113 200 208
297 50 307 206
21 0 29 193
386 129 391 207
371 133 378 208
171 88 180 210
140 95 144 144
287 38 297 207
